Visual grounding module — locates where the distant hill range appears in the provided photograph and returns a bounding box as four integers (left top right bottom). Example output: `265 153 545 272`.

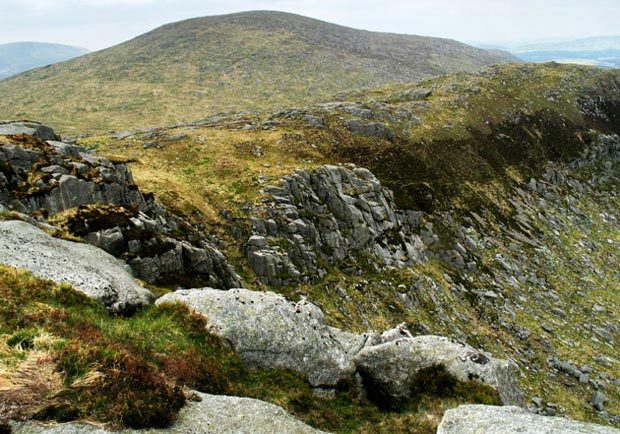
0 42 89 80
0 11 516 134
486 36 620 69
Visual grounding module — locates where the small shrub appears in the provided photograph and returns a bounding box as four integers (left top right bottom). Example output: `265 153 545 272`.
410 365 501 405
7 328 38 349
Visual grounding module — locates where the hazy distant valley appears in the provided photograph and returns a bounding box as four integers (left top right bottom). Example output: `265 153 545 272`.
484 36 620 69
2 11 620 434
0 42 88 80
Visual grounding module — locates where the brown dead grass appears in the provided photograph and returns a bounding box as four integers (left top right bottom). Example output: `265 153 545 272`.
0 350 65 421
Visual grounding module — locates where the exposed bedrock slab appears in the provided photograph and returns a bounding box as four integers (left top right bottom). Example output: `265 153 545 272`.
437 404 620 434
157 287 356 387
0 220 153 313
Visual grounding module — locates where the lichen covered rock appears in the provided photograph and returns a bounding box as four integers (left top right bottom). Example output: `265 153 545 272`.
0 220 152 313
245 165 424 285
156 288 356 387
158 286 522 404
354 335 523 406
0 120 61 141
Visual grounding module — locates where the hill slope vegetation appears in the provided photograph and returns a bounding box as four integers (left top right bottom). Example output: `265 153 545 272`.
0 11 514 134
4 63 620 433
72 63 620 429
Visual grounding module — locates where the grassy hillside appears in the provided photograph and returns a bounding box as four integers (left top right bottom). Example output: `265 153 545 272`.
74 62 620 428
0 11 514 135
82 63 620 221
0 42 88 80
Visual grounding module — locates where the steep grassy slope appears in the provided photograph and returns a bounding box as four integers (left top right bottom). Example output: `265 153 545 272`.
0 11 514 135
0 42 88 81
76 63 620 428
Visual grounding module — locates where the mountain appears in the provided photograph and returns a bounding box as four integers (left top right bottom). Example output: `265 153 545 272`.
3 62 620 433
0 42 88 80
0 11 514 135
84 63 620 431
492 36 620 69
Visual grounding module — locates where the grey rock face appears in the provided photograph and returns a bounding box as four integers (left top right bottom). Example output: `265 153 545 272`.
46 140 84 158
11 391 328 434
0 138 145 215
0 144 42 172
344 119 394 139
156 288 356 387
354 335 523 406
0 120 61 141
128 238 242 289
437 404 620 434
397 88 432 101
0 220 153 313
0 127 242 289
84 227 125 257
158 287 521 402
592 391 609 411
245 165 424 285
302 115 325 128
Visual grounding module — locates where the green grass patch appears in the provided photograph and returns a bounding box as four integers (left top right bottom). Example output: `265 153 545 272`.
0 265 241 428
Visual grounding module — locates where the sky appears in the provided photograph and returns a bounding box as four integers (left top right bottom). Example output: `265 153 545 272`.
1 0 619 51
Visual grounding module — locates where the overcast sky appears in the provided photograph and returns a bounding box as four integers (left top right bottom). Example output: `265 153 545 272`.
1 0 618 51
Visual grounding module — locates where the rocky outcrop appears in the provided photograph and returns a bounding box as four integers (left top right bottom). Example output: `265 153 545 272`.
11 391 329 434
244 165 424 285
156 288 356 387
0 220 152 313
344 119 394 139
0 120 61 141
355 335 523 406
437 404 620 434
0 123 242 288
157 287 522 402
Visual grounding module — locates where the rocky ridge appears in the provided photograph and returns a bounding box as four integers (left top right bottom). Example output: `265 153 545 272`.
0 121 241 289
4 61 620 432
244 164 424 286
234 132 620 423
0 122 526 433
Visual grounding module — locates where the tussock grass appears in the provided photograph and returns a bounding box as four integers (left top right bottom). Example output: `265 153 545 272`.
0 265 239 427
